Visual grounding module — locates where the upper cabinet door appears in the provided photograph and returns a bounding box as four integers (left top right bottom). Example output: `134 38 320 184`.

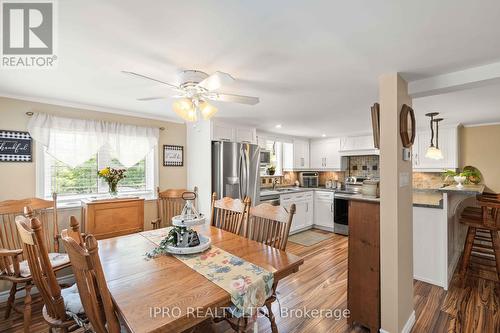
325 138 341 169
212 123 235 142
310 140 324 169
282 142 294 170
235 127 256 144
293 139 309 169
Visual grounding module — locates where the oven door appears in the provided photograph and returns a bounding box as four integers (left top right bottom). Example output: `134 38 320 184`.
334 198 349 235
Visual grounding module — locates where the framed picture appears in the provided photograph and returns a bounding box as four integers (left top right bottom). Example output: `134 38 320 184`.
0 130 32 162
163 145 184 166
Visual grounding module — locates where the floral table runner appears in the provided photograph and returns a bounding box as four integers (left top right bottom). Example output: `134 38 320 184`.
141 228 274 316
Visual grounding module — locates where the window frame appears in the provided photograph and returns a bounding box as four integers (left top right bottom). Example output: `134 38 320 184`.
35 142 159 205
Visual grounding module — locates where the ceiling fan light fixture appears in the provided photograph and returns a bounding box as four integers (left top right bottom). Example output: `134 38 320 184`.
172 98 197 122
199 101 218 120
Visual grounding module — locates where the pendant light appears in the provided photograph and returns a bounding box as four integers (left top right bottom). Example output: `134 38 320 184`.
432 118 444 160
424 112 444 160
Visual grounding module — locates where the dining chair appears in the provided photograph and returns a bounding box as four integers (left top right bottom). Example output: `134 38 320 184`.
245 203 296 333
210 193 251 235
61 225 122 333
0 193 70 332
151 187 198 229
15 210 82 333
459 194 500 284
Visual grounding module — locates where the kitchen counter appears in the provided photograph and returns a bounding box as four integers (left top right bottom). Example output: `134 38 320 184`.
438 184 485 195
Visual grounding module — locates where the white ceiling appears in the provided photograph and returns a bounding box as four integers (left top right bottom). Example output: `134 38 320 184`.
2 0 500 137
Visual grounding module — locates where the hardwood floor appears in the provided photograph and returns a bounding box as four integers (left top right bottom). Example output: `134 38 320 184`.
1 229 499 333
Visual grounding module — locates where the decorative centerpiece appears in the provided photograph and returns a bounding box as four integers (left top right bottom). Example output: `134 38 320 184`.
146 191 211 258
97 167 126 196
442 167 482 188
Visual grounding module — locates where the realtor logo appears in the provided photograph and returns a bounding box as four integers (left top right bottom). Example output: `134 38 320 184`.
1 0 57 68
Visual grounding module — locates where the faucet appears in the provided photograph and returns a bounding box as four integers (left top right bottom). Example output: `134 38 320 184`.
272 178 279 190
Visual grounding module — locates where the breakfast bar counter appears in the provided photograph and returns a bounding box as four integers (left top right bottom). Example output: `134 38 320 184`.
413 184 484 290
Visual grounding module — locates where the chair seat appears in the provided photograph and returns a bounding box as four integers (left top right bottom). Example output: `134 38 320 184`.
11 253 70 278
61 284 85 314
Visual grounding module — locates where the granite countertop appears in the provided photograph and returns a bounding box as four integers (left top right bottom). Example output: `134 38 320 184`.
438 184 485 195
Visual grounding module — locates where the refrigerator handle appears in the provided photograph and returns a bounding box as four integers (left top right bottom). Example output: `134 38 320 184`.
245 146 250 199
241 147 248 200
238 147 244 200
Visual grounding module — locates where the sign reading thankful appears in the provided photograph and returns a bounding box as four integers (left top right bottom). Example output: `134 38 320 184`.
163 145 183 166
0 130 32 162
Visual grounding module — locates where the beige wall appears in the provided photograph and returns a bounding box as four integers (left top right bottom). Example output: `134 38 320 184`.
0 97 187 293
0 96 187 200
379 74 414 332
460 124 500 193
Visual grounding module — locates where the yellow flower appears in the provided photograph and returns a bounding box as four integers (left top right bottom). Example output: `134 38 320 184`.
99 167 110 176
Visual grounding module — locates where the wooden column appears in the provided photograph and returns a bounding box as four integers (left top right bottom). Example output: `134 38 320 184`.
379 73 414 332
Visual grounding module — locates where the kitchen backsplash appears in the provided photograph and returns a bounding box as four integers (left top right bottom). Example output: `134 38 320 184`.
269 171 345 187
348 155 379 178
413 172 446 189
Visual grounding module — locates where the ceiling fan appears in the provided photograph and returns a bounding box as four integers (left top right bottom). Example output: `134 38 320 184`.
122 69 260 122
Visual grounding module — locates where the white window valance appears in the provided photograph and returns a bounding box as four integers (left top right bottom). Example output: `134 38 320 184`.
27 113 159 168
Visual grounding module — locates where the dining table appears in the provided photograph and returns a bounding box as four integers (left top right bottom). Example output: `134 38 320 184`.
97 224 304 333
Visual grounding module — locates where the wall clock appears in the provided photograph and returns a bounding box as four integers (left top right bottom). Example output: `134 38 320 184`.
400 104 416 148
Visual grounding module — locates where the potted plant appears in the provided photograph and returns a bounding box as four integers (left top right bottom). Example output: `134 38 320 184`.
97 167 126 196
267 165 276 175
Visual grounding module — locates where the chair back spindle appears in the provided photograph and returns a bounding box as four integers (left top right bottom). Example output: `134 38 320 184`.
247 203 296 250
210 193 251 235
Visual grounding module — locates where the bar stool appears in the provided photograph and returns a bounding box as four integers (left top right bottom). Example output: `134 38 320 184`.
459 194 500 283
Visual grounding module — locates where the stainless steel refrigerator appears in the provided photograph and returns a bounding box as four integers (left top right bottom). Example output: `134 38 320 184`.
212 141 260 204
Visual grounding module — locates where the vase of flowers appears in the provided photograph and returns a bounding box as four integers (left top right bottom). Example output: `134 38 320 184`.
97 167 126 197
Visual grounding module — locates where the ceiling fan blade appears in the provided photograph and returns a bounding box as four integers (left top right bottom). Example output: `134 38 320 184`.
137 96 169 101
210 93 259 105
121 71 180 90
197 71 234 91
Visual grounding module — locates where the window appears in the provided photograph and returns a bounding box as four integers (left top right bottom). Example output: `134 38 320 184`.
39 144 157 201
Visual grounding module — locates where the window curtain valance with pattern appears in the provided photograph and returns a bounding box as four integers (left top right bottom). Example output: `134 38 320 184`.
27 113 159 168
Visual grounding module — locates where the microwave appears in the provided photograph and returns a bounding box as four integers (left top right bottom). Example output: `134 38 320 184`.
260 150 271 165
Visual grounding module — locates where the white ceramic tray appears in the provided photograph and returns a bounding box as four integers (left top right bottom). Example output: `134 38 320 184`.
166 235 211 255
171 214 206 227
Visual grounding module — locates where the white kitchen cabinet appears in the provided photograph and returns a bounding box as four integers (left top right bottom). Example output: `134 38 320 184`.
310 138 341 170
212 122 235 142
211 121 256 144
256 135 268 149
235 127 256 143
282 139 310 170
413 126 458 171
314 191 334 231
293 139 310 169
281 191 313 234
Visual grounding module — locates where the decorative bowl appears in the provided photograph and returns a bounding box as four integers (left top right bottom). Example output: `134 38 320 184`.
454 176 466 188
166 234 211 255
171 214 206 227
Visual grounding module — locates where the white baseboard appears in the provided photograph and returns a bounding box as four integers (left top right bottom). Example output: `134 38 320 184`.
0 274 74 303
413 274 446 289
402 311 416 333
379 310 416 333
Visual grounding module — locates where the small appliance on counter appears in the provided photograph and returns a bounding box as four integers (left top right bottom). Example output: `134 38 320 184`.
299 172 319 188
361 179 380 197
